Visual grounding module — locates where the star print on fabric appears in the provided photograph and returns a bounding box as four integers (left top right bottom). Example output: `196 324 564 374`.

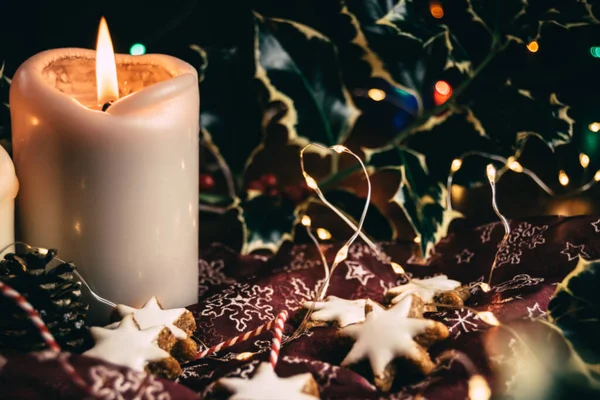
344 261 375 285
386 275 461 304
526 303 547 321
109 296 189 339
84 314 169 372
455 249 474 264
303 296 367 328
338 298 448 392
592 218 600 233
560 242 590 261
217 362 319 400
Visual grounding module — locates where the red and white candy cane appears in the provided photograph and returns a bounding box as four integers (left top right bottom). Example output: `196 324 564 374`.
0 281 91 395
269 310 289 368
196 312 281 359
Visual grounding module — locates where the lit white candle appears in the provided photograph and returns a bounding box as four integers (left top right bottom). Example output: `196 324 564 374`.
10 19 199 319
0 145 18 255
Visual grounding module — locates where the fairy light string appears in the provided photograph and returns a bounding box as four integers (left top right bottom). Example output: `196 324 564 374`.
299 143 373 299
485 164 511 287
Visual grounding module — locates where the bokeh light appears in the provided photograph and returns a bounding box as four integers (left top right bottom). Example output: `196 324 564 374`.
367 88 386 102
526 41 539 53
430 2 444 19
589 122 600 132
579 153 590 168
590 47 600 58
434 80 452 105
558 170 569 186
130 43 146 56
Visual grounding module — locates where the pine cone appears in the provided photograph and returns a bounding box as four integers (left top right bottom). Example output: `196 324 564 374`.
0 248 90 352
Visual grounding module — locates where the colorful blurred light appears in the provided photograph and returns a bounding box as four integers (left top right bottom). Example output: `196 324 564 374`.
590 47 600 58
526 41 539 53
434 80 452 105
130 43 146 56
367 88 386 101
589 122 600 132
430 2 444 19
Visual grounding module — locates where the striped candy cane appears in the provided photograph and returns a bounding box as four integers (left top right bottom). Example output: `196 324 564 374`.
0 281 91 395
196 313 281 359
269 310 289 368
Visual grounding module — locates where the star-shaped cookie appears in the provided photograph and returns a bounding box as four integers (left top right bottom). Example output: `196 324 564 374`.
339 297 449 392
111 296 190 339
303 296 367 328
386 274 461 304
216 362 319 399
84 314 170 372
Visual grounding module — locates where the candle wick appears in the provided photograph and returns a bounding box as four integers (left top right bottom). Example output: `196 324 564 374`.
101 101 114 112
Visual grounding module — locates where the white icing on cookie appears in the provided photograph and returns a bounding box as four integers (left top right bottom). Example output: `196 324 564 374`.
303 296 367 328
339 297 435 377
387 275 461 304
218 362 318 400
84 314 169 372
110 296 188 339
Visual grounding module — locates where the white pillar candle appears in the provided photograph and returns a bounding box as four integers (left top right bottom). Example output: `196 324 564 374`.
0 145 19 255
10 42 199 317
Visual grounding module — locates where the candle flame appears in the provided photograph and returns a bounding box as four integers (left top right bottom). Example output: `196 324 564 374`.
96 17 119 105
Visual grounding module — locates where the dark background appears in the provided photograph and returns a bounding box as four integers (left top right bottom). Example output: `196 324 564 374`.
2 0 600 236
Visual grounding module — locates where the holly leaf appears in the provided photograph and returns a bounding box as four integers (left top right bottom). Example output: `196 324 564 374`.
256 15 359 147
197 45 267 175
240 195 300 254
548 257 600 387
365 146 462 257
468 0 599 44
469 82 574 151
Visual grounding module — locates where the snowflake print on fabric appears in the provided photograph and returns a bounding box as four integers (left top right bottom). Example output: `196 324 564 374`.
493 274 544 293
344 261 375 285
348 243 374 260
90 366 170 400
495 222 548 267
527 303 547 321
285 246 321 272
198 258 236 297
199 283 274 331
476 222 497 244
440 310 483 338
177 363 215 382
279 277 325 310
592 218 600 233
283 356 343 390
560 242 590 261
455 249 474 264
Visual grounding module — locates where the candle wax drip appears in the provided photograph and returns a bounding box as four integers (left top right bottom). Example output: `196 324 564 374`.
41 58 173 109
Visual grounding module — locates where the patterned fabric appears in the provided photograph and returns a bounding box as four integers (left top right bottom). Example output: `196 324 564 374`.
0 215 598 399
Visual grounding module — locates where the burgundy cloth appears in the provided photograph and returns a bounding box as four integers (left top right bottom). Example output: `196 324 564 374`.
1 215 599 399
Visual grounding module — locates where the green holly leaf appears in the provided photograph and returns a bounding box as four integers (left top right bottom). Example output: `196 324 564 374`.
469 83 574 151
197 45 267 175
548 257 600 388
256 15 359 147
467 0 599 44
365 146 462 257
240 195 300 254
